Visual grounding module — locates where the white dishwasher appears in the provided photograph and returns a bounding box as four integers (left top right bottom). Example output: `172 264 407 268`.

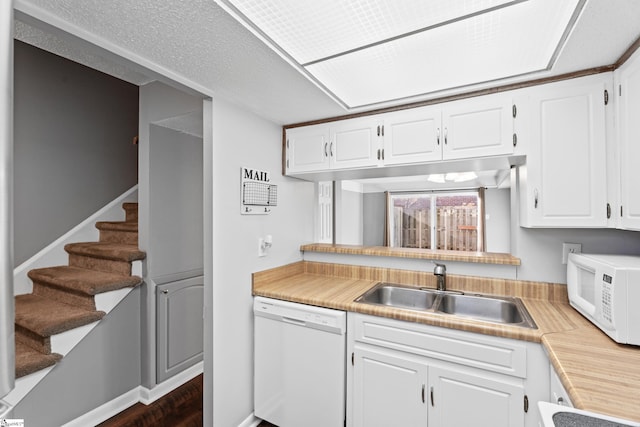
254 296 346 427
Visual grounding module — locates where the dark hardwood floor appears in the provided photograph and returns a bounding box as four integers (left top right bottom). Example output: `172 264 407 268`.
97 373 277 426
98 375 203 427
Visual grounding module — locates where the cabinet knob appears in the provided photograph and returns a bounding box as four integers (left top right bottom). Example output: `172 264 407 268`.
162 290 169 294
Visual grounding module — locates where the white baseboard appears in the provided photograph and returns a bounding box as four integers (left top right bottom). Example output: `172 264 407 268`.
238 413 262 427
62 361 204 427
139 361 203 404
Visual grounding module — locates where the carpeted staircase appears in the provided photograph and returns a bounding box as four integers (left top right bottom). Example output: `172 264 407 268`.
14 202 145 378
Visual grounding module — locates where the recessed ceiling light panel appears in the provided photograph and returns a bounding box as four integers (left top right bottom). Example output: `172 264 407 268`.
220 0 582 108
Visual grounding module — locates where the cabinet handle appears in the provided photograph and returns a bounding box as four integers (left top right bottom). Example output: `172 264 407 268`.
534 189 539 209
512 133 518 147
381 148 384 160
377 149 381 160
437 128 440 145
381 125 385 137
377 125 380 137
444 128 448 145
330 142 334 157
421 384 425 403
512 104 517 118
607 203 611 219
324 142 328 157
430 386 434 406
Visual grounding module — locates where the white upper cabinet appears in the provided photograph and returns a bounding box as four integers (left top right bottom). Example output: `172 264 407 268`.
329 116 380 170
441 94 516 160
285 117 379 174
616 51 640 230
286 92 516 175
381 106 442 165
285 123 331 173
380 92 515 166
518 74 610 227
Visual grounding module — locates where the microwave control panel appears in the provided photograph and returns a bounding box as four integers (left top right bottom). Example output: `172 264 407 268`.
601 274 613 323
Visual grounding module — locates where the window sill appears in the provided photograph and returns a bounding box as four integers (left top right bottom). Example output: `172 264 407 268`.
300 243 521 266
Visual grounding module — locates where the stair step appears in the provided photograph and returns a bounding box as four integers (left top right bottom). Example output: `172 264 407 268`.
95 221 138 244
29 266 142 309
95 221 138 232
65 242 145 275
65 242 145 262
123 202 138 223
15 341 62 379
29 266 142 295
15 294 105 338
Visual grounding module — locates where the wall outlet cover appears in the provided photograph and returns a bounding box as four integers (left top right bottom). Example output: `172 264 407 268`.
562 243 582 264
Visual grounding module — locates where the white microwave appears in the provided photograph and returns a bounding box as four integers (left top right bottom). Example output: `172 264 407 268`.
567 253 640 346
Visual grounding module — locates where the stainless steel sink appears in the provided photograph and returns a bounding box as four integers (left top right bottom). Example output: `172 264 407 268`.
355 283 537 329
435 293 536 328
355 283 439 311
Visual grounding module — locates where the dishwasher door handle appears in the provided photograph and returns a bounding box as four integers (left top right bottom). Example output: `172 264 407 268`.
281 316 307 327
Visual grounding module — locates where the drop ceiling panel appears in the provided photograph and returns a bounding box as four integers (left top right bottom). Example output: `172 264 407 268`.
305 0 579 107
227 0 518 64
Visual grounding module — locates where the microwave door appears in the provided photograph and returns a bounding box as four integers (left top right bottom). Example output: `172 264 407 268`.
571 262 597 317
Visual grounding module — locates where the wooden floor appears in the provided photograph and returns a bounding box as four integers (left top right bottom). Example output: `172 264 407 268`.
98 373 276 426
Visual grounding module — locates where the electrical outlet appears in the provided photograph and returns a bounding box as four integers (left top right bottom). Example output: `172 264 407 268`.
562 243 582 264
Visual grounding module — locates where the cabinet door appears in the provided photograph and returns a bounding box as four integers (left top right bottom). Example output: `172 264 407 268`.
330 117 380 170
352 345 427 427
286 124 330 173
521 76 609 227
156 276 204 383
617 54 640 230
382 106 442 165
441 94 514 160
428 365 525 427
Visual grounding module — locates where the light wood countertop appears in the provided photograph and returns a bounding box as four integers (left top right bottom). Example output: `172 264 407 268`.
253 261 640 422
301 243 521 265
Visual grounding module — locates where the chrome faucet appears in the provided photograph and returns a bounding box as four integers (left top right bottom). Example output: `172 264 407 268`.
433 262 446 291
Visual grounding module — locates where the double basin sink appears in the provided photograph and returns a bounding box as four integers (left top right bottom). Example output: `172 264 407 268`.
355 282 537 329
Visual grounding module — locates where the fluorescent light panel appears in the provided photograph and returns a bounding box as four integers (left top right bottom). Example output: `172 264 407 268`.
223 0 581 108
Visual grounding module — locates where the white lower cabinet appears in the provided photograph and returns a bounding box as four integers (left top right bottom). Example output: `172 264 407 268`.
353 345 428 427
428 364 524 427
347 313 548 427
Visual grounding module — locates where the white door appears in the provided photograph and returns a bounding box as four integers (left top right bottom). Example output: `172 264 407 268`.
523 75 609 227
441 94 514 160
617 54 640 230
0 0 14 401
428 365 525 427
330 117 380 170
382 106 442 165
352 345 428 427
285 123 330 173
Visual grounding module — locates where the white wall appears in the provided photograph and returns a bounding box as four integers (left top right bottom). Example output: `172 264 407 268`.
206 97 315 427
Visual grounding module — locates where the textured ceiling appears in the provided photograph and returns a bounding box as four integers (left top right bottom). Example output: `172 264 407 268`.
12 0 640 125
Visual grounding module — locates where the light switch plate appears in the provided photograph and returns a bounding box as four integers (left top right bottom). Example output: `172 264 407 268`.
562 243 582 264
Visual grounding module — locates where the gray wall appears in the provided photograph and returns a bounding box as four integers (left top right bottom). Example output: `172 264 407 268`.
13 41 138 265
148 124 203 280
363 192 385 246
13 287 141 426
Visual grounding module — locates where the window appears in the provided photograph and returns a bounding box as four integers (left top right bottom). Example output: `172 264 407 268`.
386 189 485 252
